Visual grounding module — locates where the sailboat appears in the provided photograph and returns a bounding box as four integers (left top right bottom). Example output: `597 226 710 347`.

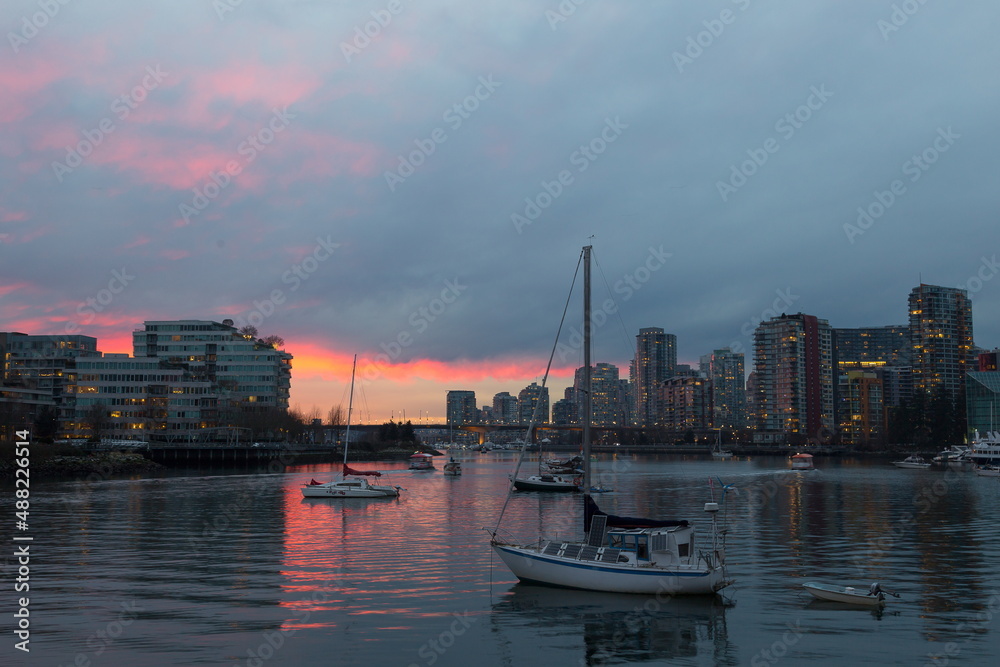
301 355 401 498
490 246 733 595
710 431 733 459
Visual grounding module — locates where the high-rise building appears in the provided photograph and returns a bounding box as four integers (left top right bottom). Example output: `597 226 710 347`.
573 362 625 426
908 284 974 400
551 398 578 426
833 326 910 372
837 370 884 447
752 313 834 439
446 390 477 426
700 348 747 430
660 373 711 432
492 391 519 425
518 382 549 425
633 327 676 426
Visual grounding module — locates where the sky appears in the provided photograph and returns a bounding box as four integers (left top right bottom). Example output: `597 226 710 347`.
2 1 998 424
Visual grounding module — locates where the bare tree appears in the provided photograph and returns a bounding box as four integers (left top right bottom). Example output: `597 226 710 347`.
260 334 285 349
238 325 258 339
83 403 110 441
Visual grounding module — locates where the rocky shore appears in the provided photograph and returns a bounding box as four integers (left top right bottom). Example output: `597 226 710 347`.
0 451 165 479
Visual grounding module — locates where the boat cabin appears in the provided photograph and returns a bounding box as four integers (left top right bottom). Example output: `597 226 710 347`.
606 527 697 566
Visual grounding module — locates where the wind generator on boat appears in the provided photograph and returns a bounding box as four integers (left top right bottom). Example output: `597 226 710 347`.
489 246 733 595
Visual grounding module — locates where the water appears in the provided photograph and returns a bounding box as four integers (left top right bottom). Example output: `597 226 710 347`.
4 453 1000 666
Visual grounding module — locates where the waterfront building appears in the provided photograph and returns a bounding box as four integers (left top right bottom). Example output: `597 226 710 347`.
699 348 747 430
908 284 974 400
492 391 519 425
837 370 885 447
0 332 102 436
573 362 625 426
752 313 835 440
659 372 711 432
873 364 914 409
133 320 292 411
979 349 999 372
633 327 676 426
518 381 549 425
74 353 220 440
551 398 578 426
446 390 477 426
966 370 1000 436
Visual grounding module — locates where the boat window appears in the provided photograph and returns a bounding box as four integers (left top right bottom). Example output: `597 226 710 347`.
678 542 689 558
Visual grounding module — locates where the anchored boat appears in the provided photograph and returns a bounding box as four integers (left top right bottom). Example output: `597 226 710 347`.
490 246 733 595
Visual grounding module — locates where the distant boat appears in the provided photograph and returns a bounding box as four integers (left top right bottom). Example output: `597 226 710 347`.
408 452 435 470
510 473 580 492
892 455 931 469
443 457 462 476
301 356 400 499
967 430 1000 465
933 445 971 469
973 464 1000 477
711 432 733 460
790 453 814 470
802 582 897 606
541 455 584 474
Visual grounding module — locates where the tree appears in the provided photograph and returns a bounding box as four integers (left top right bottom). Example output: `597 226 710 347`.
33 405 59 441
260 334 285 349
327 405 345 427
399 420 416 443
83 403 110 441
238 325 258 339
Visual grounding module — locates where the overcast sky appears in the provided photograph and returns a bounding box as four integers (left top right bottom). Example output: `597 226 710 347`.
2 1 998 422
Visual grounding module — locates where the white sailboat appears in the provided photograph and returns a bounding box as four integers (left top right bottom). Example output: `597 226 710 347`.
302 355 401 498
710 431 733 459
490 246 733 595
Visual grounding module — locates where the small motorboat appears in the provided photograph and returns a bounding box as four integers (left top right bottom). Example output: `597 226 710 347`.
893 455 931 469
408 452 435 470
973 464 1000 477
803 582 897 606
790 453 814 470
443 457 462 476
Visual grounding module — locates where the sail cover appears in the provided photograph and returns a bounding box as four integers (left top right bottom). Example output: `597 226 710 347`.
343 464 381 477
583 494 688 530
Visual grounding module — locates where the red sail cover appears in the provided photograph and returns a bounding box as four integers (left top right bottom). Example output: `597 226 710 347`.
343 464 381 477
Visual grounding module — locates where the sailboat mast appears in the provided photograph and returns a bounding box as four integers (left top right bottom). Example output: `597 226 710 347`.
582 245 592 493
343 354 357 472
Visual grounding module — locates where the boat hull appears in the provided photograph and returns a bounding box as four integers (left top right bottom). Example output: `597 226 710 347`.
492 543 727 595
802 582 884 606
512 476 579 492
301 482 399 498
892 462 931 469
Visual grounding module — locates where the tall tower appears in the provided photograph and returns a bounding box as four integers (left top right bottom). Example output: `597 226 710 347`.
753 313 834 439
633 328 676 426
700 348 747 430
446 390 477 426
908 284 974 400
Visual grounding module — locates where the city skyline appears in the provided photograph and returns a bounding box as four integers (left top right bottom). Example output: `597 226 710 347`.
2 3 998 422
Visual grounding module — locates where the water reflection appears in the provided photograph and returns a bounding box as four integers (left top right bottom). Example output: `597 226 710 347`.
491 584 735 665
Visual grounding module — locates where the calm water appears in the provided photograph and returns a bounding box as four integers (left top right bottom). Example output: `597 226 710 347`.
4 453 1000 666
